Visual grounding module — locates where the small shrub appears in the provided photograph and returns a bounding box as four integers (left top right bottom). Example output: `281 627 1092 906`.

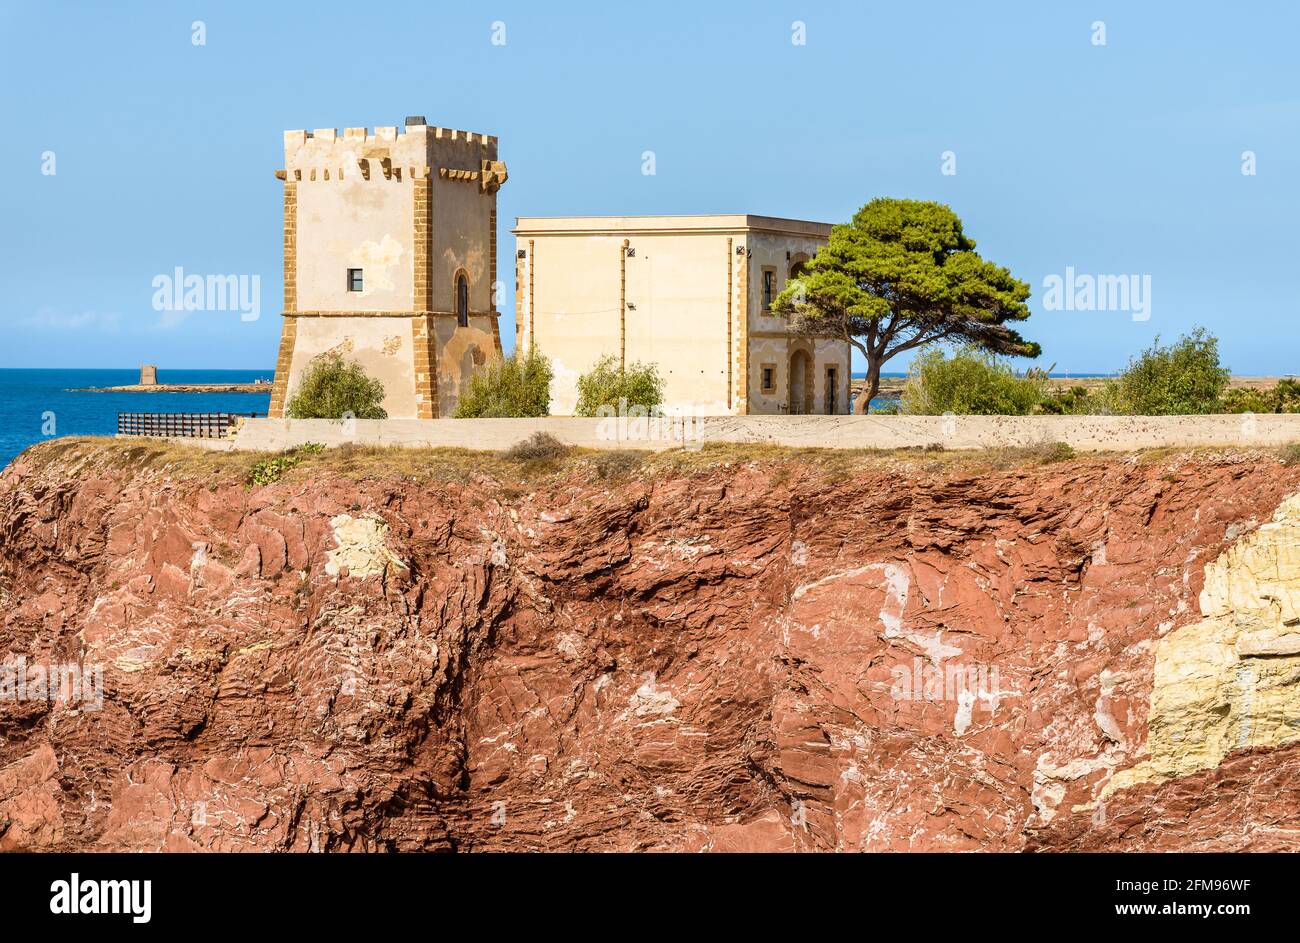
592 450 645 479
1096 328 1229 415
247 443 325 486
901 347 1046 416
574 355 664 417
1276 379 1300 413
285 353 388 419
1222 380 1300 415
454 349 552 418
1036 385 1094 415
504 431 570 461
1281 443 1300 466
1035 441 1076 463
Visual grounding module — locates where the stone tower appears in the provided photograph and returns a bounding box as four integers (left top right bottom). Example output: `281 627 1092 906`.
268 117 507 419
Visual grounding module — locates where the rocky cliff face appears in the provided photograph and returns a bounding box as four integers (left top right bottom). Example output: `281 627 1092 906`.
2 440 1299 852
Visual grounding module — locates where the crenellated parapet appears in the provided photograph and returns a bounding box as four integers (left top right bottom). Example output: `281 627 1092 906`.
277 120 503 187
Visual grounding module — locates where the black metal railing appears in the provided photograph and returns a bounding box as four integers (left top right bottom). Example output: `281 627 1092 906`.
117 412 260 439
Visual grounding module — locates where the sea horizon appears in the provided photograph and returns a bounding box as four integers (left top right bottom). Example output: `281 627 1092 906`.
0 368 274 470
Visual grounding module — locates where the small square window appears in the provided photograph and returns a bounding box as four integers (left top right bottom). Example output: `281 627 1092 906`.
347 268 363 292
760 363 777 394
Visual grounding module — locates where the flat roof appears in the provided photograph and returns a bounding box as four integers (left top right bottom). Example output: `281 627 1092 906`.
512 214 833 238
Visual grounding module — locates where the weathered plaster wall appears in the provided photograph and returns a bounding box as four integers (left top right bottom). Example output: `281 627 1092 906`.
430 168 494 312
295 178 413 312
285 125 430 314
521 234 621 414
520 231 735 414
517 219 843 416
432 314 499 417
744 232 850 414
283 317 417 418
624 233 732 415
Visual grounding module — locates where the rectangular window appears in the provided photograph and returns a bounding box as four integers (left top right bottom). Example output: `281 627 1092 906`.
347 268 363 292
825 366 838 414
762 268 776 310
761 363 777 394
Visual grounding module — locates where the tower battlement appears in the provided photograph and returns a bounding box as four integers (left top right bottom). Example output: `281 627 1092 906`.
285 123 498 168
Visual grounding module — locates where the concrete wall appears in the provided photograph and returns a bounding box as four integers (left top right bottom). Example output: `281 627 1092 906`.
168 414 1300 455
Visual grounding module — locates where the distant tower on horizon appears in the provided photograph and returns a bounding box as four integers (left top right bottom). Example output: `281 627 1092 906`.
268 116 508 418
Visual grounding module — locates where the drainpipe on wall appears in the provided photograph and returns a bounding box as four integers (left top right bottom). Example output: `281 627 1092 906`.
726 238 733 410
620 239 629 371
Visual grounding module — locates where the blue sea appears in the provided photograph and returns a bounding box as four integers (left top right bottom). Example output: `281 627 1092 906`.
0 369 273 470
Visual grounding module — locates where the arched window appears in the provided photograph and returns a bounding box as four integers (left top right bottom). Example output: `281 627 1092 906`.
456 274 469 328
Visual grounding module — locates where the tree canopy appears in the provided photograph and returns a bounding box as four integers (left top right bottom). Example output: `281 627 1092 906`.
773 198 1039 411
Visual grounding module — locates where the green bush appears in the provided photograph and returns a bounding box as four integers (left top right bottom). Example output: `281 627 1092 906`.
1036 385 1094 415
1220 387 1273 414
248 443 325 486
1096 328 1229 415
573 355 664 417
453 349 552 418
285 354 388 419
1222 379 1300 414
1276 379 1300 412
900 347 1046 416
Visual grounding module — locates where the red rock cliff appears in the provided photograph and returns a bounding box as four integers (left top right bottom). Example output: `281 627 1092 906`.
2 442 1299 851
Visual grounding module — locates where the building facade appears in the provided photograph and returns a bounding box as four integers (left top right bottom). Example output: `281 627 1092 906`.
268 117 507 419
513 215 851 415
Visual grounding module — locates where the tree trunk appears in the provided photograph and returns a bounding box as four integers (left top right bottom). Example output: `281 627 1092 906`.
856 362 881 414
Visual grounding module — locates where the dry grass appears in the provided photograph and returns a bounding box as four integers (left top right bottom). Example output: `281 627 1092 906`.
12 435 1295 491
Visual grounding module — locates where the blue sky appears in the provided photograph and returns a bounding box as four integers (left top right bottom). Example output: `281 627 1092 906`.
1 1 1296 374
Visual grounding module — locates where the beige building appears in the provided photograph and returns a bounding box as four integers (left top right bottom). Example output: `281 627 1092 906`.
268 117 508 418
513 215 851 415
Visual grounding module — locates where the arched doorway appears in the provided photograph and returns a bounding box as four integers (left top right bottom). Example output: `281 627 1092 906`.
789 348 814 415
789 252 810 280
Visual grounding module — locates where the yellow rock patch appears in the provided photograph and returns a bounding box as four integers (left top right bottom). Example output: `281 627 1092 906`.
1105 492 1300 798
